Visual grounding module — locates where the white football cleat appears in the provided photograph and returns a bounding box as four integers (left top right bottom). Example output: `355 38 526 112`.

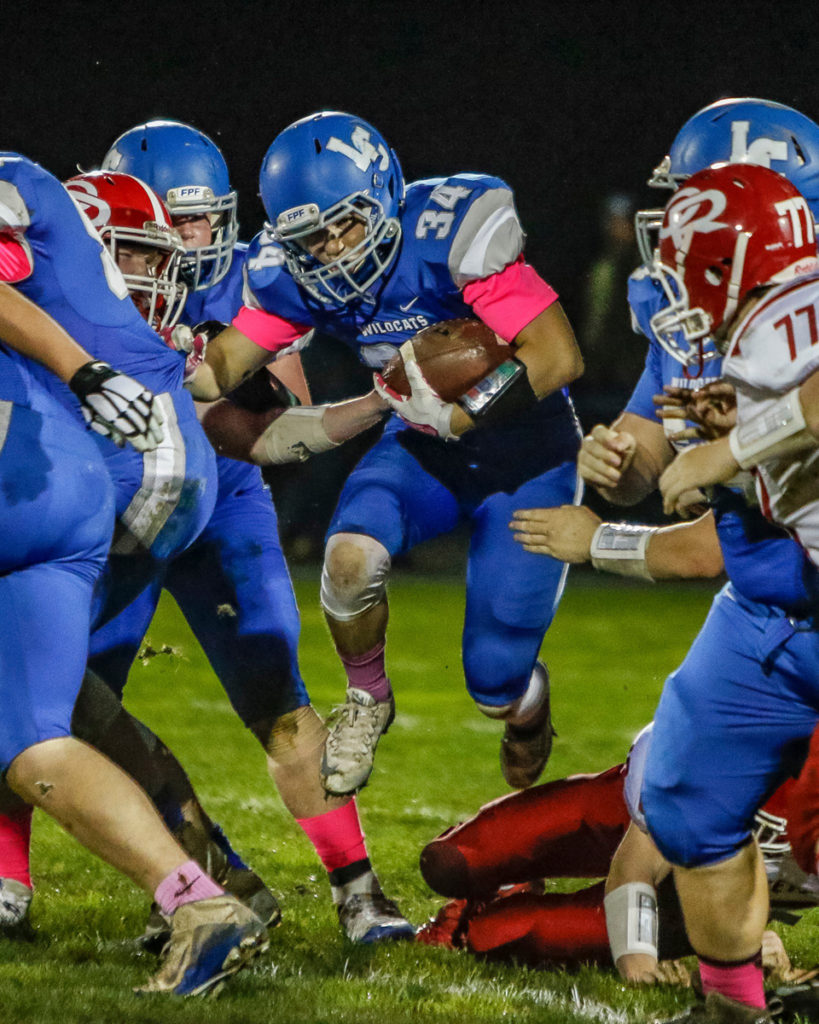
337 889 415 944
321 687 395 795
0 878 32 930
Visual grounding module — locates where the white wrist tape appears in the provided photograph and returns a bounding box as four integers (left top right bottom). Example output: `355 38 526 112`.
590 523 657 581
604 882 658 964
728 388 814 469
259 406 339 464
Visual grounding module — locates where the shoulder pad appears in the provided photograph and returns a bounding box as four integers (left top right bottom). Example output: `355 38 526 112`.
0 180 30 231
243 229 289 306
406 175 524 287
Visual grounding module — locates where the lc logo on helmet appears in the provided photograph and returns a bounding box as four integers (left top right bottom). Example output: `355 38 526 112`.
730 120 789 167
327 126 390 173
661 187 728 253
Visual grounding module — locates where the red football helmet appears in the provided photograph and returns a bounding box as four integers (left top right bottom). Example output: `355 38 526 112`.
650 162 819 366
65 170 187 330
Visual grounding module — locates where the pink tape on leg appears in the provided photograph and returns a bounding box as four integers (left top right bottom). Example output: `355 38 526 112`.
0 807 33 888
297 799 368 873
154 860 224 916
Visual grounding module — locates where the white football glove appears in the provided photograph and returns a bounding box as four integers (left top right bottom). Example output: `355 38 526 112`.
159 323 208 383
374 341 457 440
69 360 164 452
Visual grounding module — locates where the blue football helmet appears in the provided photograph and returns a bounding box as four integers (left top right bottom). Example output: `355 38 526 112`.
259 111 404 305
101 120 238 291
636 97 819 263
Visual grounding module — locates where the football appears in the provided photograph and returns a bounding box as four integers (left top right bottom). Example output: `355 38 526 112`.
379 318 511 402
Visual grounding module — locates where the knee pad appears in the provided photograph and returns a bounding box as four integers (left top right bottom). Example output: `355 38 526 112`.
320 533 391 622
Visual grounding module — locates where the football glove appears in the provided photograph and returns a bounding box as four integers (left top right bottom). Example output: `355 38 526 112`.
159 320 226 383
68 360 164 452
374 341 457 440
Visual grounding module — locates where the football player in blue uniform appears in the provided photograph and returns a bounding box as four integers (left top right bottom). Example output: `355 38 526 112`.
76 124 414 944
188 110 585 800
511 99 819 1023
0 203 267 994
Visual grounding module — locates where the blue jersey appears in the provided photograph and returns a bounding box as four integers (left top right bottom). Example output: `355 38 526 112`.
626 263 819 614
180 243 248 327
0 153 185 423
244 173 579 500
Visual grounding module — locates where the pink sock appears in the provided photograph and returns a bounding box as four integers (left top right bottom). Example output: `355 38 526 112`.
297 800 369 873
0 807 33 888
699 952 766 1009
339 641 391 703
154 860 224 916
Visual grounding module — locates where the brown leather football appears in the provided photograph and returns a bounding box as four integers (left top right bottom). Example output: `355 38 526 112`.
379 318 512 402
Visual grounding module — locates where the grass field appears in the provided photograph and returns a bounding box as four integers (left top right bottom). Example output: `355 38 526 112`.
2 570 817 1023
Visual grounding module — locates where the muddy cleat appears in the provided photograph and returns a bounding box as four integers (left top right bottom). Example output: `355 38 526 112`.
766 852 819 910
322 687 395 795
768 979 819 1022
0 878 32 934
136 895 269 997
654 991 773 1023
138 820 280 951
338 889 415 944
500 662 555 789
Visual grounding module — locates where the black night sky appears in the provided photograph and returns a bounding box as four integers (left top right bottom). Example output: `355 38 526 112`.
10 0 818 317
7 0 819 534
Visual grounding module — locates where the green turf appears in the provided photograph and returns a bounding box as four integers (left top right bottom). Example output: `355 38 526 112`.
1 572 817 1022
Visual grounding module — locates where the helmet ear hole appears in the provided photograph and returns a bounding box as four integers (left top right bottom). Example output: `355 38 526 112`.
705 266 723 285
314 138 322 155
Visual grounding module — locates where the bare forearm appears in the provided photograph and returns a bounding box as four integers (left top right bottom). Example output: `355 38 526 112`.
323 390 389 443
0 283 89 382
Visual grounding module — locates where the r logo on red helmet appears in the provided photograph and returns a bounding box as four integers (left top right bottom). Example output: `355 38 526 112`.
65 179 111 229
661 186 728 255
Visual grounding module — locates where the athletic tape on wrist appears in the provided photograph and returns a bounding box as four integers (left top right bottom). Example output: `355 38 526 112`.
590 522 657 581
604 882 658 964
260 406 338 464
729 388 814 469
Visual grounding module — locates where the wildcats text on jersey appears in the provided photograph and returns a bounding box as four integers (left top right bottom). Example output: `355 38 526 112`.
360 314 431 337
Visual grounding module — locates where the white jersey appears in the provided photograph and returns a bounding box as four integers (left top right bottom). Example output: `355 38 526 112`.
724 272 819 566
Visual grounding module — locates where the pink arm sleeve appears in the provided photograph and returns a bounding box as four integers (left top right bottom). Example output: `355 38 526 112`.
462 256 558 342
0 235 33 283
231 304 311 354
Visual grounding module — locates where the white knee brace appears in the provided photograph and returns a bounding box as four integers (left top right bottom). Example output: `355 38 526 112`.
320 533 391 622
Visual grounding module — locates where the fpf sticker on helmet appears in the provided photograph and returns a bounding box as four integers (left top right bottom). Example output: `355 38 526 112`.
661 187 728 253
326 126 390 173
730 120 788 167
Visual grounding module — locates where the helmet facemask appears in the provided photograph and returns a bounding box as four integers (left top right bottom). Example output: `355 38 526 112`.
165 185 239 292
648 260 719 367
273 191 401 305
102 221 187 330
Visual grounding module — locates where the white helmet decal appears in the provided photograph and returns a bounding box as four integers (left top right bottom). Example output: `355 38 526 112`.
729 119 789 167
661 186 728 256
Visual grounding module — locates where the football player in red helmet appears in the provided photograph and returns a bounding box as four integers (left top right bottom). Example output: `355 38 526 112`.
66 170 187 331
655 163 819 525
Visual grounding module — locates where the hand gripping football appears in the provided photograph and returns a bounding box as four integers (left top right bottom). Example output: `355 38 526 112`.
379 318 511 402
